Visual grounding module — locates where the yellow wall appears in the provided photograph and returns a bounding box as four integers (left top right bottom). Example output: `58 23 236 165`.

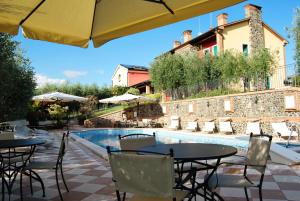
221 21 286 89
223 21 250 52
263 26 286 89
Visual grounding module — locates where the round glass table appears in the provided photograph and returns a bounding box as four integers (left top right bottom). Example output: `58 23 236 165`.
0 138 45 200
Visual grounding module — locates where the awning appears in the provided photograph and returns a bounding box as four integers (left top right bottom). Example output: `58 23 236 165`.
0 0 244 48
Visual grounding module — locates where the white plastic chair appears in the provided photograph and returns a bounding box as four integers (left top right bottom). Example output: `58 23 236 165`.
219 121 233 134
185 122 198 132
271 122 298 138
202 122 215 133
245 122 261 135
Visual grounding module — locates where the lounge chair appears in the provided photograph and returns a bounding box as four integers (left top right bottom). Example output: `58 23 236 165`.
219 121 233 134
168 116 180 130
245 122 261 135
271 122 298 139
202 121 215 133
107 147 191 201
185 121 198 132
207 133 272 201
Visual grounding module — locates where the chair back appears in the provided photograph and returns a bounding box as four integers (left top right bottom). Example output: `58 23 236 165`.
119 133 156 151
57 133 67 165
246 122 261 135
271 122 289 136
219 121 233 133
246 133 272 173
108 149 175 198
187 122 197 129
203 122 215 132
0 132 15 140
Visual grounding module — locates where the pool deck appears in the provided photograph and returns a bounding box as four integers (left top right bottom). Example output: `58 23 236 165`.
7 129 300 201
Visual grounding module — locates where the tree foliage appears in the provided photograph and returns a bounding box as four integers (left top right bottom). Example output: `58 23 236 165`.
150 53 185 91
79 96 98 119
36 82 121 100
150 48 275 94
0 33 36 121
47 104 68 126
287 7 300 73
126 87 140 95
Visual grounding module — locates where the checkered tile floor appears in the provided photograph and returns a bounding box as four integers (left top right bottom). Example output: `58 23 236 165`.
4 132 300 201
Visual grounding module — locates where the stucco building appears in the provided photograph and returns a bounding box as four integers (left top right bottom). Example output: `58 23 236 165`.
169 4 288 89
112 64 152 93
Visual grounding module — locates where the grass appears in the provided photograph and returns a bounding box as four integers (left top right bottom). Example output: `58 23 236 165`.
91 105 127 117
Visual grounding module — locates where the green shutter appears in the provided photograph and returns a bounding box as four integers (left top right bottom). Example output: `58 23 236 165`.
213 46 218 56
243 44 248 56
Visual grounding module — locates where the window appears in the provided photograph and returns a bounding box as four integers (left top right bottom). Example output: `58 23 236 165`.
213 45 218 56
118 74 121 82
203 48 210 55
242 44 248 56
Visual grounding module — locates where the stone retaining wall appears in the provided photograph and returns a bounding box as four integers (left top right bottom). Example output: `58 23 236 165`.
161 87 300 134
87 87 300 135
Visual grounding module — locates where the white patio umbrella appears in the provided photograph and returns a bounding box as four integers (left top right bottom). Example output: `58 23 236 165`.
99 93 156 118
99 93 155 104
32 92 87 102
0 0 244 48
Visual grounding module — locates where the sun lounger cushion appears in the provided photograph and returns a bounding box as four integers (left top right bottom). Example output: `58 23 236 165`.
202 122 215 133
271 122 298 137
245 122 261 135
219 122 233 133
185 122 197 131
168 116 180 130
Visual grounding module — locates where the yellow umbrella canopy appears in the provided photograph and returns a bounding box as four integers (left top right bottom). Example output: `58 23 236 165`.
0 0 244 48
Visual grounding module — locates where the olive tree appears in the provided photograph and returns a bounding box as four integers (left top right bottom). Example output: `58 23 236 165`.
150 53 185 91
0 33 36 121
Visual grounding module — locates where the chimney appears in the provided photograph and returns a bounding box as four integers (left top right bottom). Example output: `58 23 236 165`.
183 30 192 43
245 4 262 18
173 40 181 48
244 4 264 54
217 13 228 26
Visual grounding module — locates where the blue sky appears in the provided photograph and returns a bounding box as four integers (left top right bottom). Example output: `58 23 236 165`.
15 0 299 87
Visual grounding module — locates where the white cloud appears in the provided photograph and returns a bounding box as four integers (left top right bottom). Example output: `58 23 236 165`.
35 74 66 88
63 70 87 78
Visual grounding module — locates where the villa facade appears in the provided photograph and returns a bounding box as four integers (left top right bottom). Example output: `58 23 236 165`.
168 4 288 89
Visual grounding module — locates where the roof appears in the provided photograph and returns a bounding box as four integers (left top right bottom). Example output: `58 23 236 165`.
130 80 152 88
167 17 287 53
112 64 149 79
120 64 149 71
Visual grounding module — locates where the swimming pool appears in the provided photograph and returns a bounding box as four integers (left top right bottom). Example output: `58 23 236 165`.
72 129 249 151
277 142 300 149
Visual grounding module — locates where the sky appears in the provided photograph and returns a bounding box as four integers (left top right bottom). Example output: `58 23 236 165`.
14 0 300 88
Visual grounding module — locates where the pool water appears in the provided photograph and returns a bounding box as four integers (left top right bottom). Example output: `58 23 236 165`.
72 129 249 151
276 142 300 148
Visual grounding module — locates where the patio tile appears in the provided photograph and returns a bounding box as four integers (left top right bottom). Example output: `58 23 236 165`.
273 175 300 183
65 168 90 175
72 183 105 193
68 175 98 183
250 189 287 200
3 132 300 201
220 188 248 197
282 190 300 201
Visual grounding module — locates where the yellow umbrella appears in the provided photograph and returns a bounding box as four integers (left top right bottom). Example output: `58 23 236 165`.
0 0 244 48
